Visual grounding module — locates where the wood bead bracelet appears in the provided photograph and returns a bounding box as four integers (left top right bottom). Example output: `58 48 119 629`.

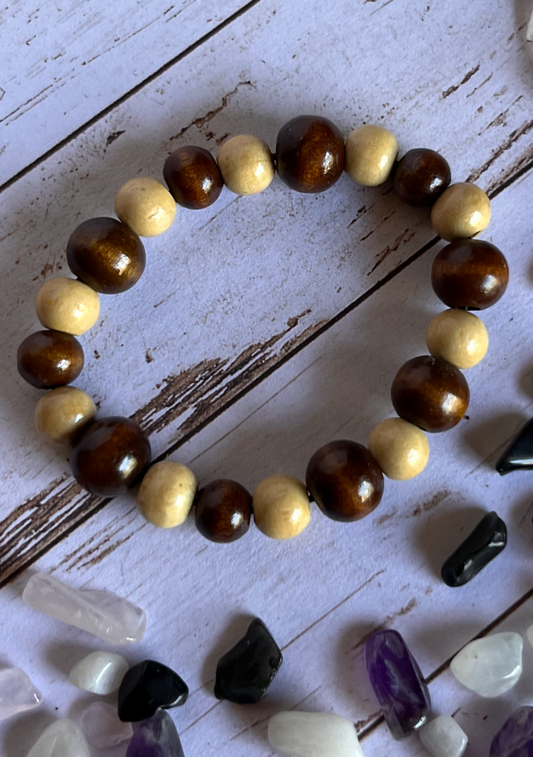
16 116 510 544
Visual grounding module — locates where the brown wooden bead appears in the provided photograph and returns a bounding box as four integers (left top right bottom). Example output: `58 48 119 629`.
163 146 223 209
195 479 252 543
392 148 451 207
67 217 146 294
17 330 84 389
391 355 470 433
432 239 509 310
70 416 151 497
306 440 384 522
276 115 345 193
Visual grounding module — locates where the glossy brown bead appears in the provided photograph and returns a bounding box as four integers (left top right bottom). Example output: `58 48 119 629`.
70 416 151 497
67 217 146 294
17 330 84 389
391 355 469 433
163 146 223 209
432 239 509 310
195 479 252 543
306 440 384 522
392 148 451 207
276 115 345 193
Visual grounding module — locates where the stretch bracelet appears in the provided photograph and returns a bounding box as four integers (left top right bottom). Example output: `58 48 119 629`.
16 116 510 543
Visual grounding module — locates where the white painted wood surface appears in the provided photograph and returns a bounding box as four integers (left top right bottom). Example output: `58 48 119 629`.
1 0 533 755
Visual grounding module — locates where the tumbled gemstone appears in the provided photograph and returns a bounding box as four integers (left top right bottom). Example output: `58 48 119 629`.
118 660 189 722
70 651 129 694
81 701 133 750
489 706 533 757
419 715 468 757
126 710 184 757
365 629 431 739
441 512 507 587
215 618 283 704
268 711 364 757
22 572 146 645
27 719 90 757
496 419 533 474
450 632 523 697
0 667 42 721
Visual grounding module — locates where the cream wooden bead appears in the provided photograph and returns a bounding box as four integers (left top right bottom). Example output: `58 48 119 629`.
345 125 398 187
114 177 176 237
253 474 311 540
137 460 197 528
431 182 491 241
427 308 489 369
217 134 275 195
368 418 429 480
35 277 100 335
35 386 96 445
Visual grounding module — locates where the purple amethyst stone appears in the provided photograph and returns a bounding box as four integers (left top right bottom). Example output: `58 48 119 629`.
490 707 533 757
126 710 185 757
365 628 431 739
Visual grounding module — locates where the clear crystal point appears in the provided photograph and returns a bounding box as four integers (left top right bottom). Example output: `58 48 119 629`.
0 667 42 721
22 572 146 645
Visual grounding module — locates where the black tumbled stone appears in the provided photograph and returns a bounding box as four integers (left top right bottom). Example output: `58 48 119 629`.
496 419 533 475
118 660 189 722
441 511 507 587
214 618 283 704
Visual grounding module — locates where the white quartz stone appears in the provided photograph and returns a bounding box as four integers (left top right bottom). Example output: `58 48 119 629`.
81 701 133 750
27 719 90 757
525 623 533 649
70 651 129 694
450 632 523 697
22 572 146 645
419 716 468 757
268 711 364 757
0 667 42 721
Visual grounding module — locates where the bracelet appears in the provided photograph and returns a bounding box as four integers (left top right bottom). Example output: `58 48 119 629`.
16 116 510 545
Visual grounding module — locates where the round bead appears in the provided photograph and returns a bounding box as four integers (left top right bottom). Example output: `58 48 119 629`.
432 239 509 310
137 460 197 528
70 417 151 497
66 217 146 294
345 125 398 187
306 440 384 522
431 182 491 241
195 479 253 543
276 115 345 193
114 177 176 237
35 386 96 445
35 277 100 335
163 146 223 209
17 330 84 389
392 148 451 207
217 135 275 195
391 355 470 433
426 309 489 369
252 474 311 540
368 418 429 480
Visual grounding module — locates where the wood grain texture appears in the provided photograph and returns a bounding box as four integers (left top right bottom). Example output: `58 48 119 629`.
1 0 533 582
0 0 258 184
1 0 533 755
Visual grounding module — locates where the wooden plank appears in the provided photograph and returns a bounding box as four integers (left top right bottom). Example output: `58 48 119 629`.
0 0 258 184
1 164 532 755
2 0 533 580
